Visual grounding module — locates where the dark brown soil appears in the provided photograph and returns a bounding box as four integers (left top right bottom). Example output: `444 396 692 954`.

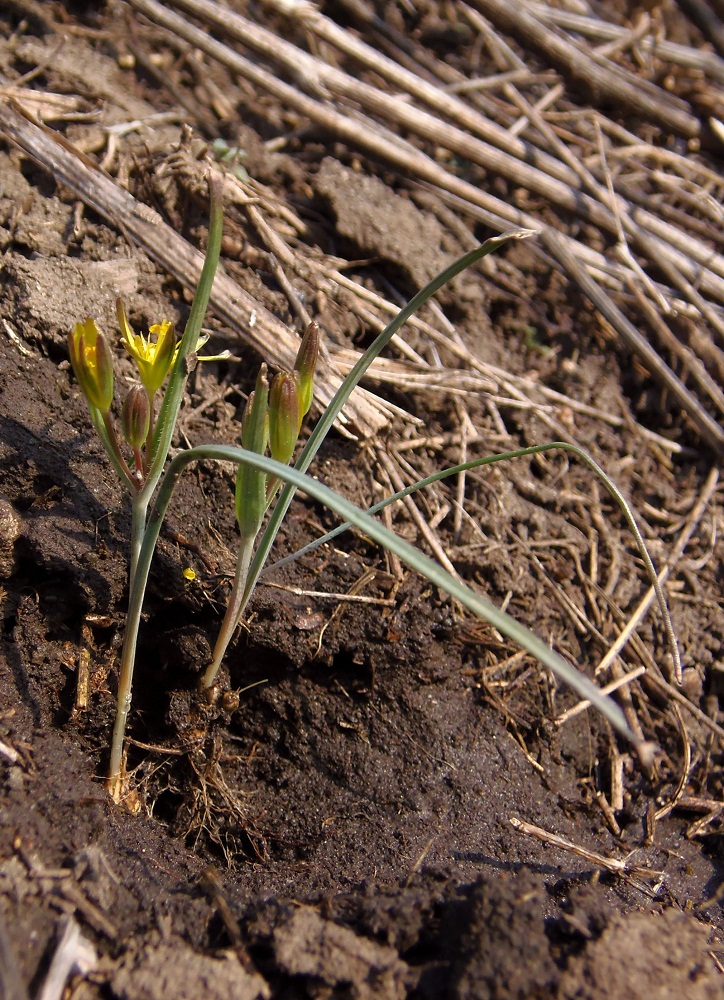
1 2 723 998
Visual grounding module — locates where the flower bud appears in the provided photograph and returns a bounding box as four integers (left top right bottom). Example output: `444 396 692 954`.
241 365 269 454
68 318 115 413
269 371 301 465
236 365 269 538
294 320 319 417
121 385 150 449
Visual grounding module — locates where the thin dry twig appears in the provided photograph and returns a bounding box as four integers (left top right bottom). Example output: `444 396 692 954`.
155 0 724 299
556 666 647 726
595 467 720 678
509 817 665 894
376 448 460 579
541 229 724 455
527 1 724 81
655 702 692 821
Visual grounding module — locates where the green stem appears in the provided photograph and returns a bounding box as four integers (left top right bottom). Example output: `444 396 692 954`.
202 534 255 690
129 494 147 586
142 388 156 477
142 176 224 504
89 407 136 493
105 178 224 797
108 491 151 798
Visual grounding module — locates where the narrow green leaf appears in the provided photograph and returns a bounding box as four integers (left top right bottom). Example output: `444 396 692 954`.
245 230 536 609
147 444 640 749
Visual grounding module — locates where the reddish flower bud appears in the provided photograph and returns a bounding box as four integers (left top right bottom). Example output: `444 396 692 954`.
269 371 301 465
121 385 150 450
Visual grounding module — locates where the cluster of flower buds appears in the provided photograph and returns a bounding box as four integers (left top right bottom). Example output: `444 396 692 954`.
235 320 319 538
69 305 319 505
68 300 205 490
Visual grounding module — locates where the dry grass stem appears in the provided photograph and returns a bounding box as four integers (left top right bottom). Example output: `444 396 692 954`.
509 817 665 895
595 467 720 678
556 666 647 726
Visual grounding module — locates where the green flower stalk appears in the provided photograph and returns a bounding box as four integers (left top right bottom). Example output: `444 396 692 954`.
65 179 225 801
202 367 273 698
201 330 319 693
236 365 270 539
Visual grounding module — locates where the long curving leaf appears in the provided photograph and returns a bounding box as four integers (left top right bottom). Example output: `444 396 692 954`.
266 441 680 680
148 444 641 749
243 230 537 607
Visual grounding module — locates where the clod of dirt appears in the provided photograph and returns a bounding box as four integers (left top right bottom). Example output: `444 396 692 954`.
271 906 411 999
449 871 558 999
108 939 271 1000
558 908 720 1000
6 254 140 348
315 157 457 289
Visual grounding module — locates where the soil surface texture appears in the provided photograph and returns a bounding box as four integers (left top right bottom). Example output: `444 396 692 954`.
0 2 723 999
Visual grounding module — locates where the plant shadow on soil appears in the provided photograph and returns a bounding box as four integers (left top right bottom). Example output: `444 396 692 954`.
1 5 723 999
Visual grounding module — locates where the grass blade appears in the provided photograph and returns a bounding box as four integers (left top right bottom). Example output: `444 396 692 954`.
149 444 642 750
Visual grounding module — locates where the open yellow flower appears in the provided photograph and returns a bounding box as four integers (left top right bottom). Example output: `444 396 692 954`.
117 300 227 395
117 300 177 396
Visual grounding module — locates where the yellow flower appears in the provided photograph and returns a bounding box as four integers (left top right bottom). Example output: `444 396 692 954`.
117 300 227 394
68 318 114 412
117 299 177 396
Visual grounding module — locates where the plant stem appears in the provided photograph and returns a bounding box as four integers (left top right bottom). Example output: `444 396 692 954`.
143 388 156 477
202 534 255 690
107 492 151 798
91 408 136 492
105 178 224 798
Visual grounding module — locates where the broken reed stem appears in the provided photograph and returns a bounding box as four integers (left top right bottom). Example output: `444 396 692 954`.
122 0 724 458
526 1 724 80
541 230 724 455
469 0 701 138
154 0 724 297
